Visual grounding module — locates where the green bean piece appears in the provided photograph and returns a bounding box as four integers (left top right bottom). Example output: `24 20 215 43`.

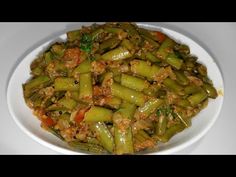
135 98 164 119
174 70 189 86
67 29 81 42
46 104 67 111
69 90 80 102
72 59 91 75
113 102 135 154
197 64 207 76
177 99 191 108
143 83 161 97
138 27 158 42
84 106 113 122
44 51 53 65
163 78 183 94
54 77 79 91
130 60 161 80
157 123 185 143
90 122 115 153
101 72 113 87
104 27 124 34
175 111 191 127
104 96 122 109
86 137 101 145
187 90 208 106
120 39 134 51
48 127 64 140
24 76 50 91
202 83 218 99
184 85 202 95
117 101 137 120
79 73 93 103
28 92 44 107
175 44 190 57
114 75 121 83
101 47 132 61
51 43 65 58
156 38 176 60
114 124 134 155
111 82 147 106
91 28 104 41
119 23 141 44
69 141 106 154
156 115 167 135
31 66 43 76
99 36 121 53
58 97 77 110
146 52 161 63
121 74 150 91
166 54 183 70
141 34 160 48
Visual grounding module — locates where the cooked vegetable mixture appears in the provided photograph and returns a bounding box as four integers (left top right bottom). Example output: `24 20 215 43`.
23 22 218 154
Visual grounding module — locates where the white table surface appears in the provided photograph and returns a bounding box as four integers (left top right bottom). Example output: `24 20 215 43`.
1 22 235 154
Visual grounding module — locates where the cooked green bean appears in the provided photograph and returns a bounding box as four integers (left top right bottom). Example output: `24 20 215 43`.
72 59 91 75
69 141 106 154
121 74 150 91
187 90 208 106
54 77 79 91
130 60 161 80
157 123 185 143
58 97 77 110
90 122 115 152
120 39 134 51
156 38 176 60
177 99 191 108
67 29 81 42
166 53 183 70
84 106 113 122
111 82 147 106
104 96 122 109
135 98 163 119
174 70 189 86
156 115 167 136
184 85 202 95
163 78 183 94
113 111 134 154
99 36 121 53
202 83 218 99
118 101 137 120
79 73 93 103
101 47 132 61
145 52 161 63
141 35 160 48
24 76 50 91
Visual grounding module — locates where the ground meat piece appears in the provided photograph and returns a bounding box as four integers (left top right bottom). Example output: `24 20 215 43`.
63 48 81 69
91 61 106 75
61 127 77 142
166 91 179 105
134 139 156 152
93 85 111 96
113 113 131 132
153 67 169 83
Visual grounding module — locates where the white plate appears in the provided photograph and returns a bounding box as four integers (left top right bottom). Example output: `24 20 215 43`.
7 23 224 154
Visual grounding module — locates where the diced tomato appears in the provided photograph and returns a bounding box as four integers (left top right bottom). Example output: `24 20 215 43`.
74 108 89 124
42 117 55 127
156 31 166 43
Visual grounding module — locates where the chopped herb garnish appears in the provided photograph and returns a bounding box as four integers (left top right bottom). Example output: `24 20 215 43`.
80 34 93 53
